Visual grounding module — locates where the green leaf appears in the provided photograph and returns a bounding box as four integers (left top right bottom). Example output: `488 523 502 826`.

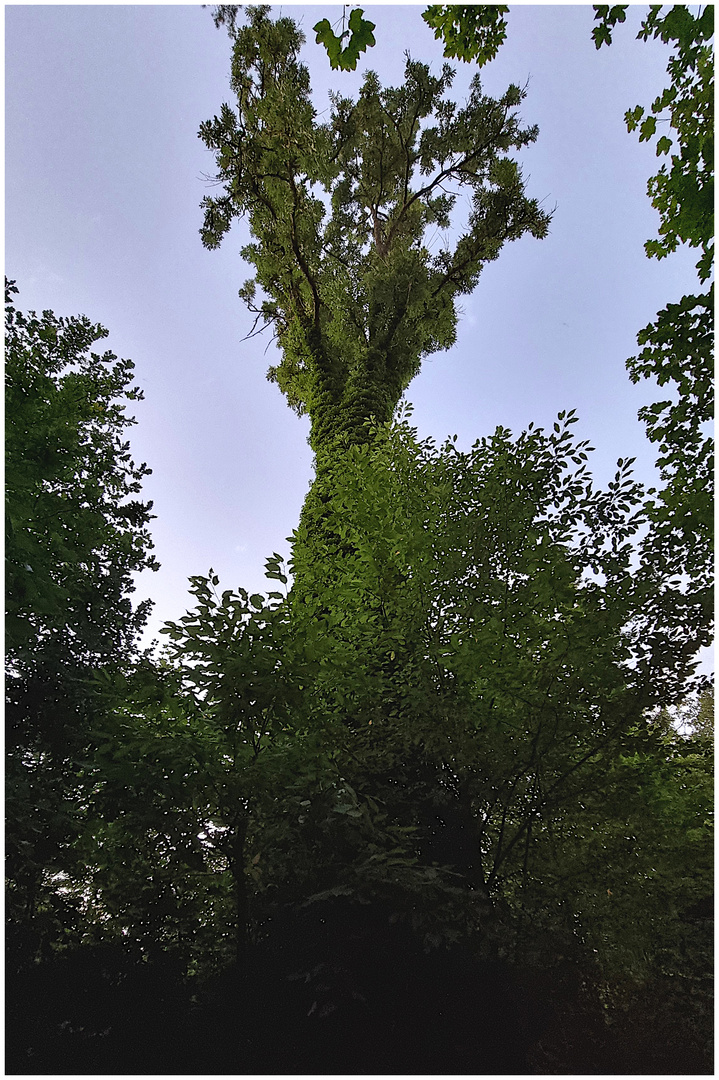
639 115 657 141
343 7 376 69
313 18 345 70
592 23 612 48
625 104 644 131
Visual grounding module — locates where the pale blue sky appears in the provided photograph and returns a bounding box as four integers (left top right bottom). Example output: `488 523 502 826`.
6 4 701 644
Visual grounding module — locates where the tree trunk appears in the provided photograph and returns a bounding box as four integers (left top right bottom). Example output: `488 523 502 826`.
230 816 249 967
458 773 491 898
291 354 403 604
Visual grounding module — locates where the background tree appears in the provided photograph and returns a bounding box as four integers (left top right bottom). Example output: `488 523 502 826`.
5 280 158 965
200 5 549 545
287 411 712 1068
593 4 713 605
289 404 709 889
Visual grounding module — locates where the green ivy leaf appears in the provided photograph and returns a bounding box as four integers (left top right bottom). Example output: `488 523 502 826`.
592 23 612 48
314 9 376 71
313 18 345 69
625 104 645 132
639 115 657 141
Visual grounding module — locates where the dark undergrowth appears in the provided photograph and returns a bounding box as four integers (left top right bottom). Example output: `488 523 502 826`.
6 899 713 1075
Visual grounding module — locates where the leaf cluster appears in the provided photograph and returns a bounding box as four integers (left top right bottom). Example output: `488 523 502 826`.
592 6 714 615
594 5 714 278
313 8 376 72
312 5 509 71
422 5 509 66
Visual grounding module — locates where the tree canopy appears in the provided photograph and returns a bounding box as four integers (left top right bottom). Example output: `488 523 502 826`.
200 5 549 466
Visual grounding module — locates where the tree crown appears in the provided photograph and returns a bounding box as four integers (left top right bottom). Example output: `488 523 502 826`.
200 6 549 441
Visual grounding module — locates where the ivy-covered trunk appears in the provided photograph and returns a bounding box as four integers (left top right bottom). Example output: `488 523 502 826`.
290 350 400 593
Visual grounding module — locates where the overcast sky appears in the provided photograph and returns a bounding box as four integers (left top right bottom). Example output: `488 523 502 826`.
6 3 702 646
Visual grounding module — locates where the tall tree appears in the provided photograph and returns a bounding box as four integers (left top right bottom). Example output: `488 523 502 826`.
199 6 549 541
5 280 158 962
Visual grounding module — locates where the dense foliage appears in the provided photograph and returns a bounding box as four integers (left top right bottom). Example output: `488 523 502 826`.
8 406 712 1072
5 281 158 968
6 6 713 1074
